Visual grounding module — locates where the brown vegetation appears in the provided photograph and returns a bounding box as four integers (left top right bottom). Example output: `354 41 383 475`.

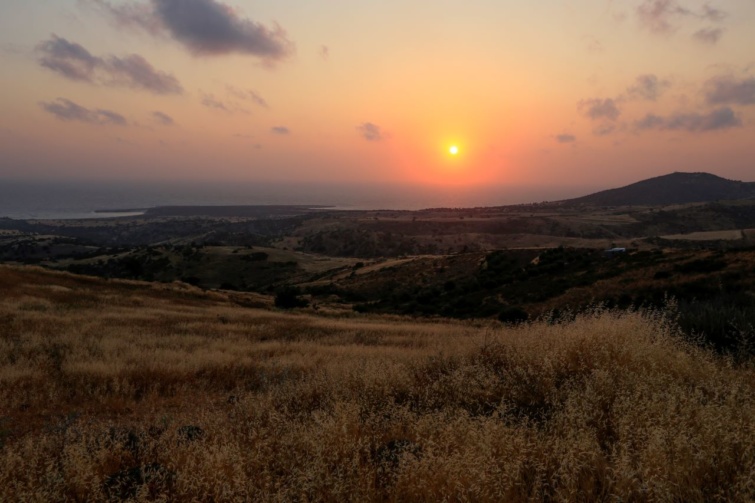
1 266 753 501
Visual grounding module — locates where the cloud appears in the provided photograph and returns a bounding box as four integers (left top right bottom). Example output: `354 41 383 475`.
635 107 741 132
593 124 617 136
555 134 576 143
271 126 290 135
636 1 726 36
357 122 384 141
248 91 268 108
200 93 229 111
36 35 182 94
693 27 723 45
704 76 755 105
578 98 621 121
37 35 99 81
701 4 726 22
636 0 689 34
626 74 670 101
84 0 294 63
319 45 330 60
225 85 268 108
152 110 174 125
40 98 127 125
82 0 161 33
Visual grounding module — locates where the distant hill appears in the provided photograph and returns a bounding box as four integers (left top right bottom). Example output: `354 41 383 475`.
564 172 755 206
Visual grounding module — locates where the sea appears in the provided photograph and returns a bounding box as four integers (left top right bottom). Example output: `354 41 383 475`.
0 180 596 220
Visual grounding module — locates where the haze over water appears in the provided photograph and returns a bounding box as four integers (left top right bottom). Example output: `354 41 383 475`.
0 180 600 220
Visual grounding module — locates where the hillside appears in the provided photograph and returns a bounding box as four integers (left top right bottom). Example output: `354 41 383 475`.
0 265 753 501
565 172 755 206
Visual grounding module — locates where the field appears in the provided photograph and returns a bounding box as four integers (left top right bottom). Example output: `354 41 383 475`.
1 265 753 501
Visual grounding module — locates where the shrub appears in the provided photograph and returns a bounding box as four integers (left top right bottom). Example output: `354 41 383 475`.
274 286 309 309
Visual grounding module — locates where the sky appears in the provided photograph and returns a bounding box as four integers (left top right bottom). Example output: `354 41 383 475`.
1 0 754 193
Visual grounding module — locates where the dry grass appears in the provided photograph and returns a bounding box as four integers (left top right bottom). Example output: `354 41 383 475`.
0 265 753 502
661 229 747 241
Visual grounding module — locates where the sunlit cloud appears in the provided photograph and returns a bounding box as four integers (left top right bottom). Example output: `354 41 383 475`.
635 107 741 132
36 35 183 94
356 122 384 141
271 126 290 135
40 98 127 126
83 0 294 64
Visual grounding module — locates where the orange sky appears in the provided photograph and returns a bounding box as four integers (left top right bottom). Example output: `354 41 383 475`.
1 0 754 194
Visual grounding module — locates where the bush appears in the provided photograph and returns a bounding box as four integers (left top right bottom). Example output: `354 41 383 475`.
498 306 529 325
274 287 309 309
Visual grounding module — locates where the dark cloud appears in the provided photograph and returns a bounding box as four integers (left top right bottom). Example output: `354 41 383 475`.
555 134 576 143
627 74 670 101
578 98 621 121
36 35 182 94
636 0 689 34
357 122 384 141
271 126 290 135
106 53 183 94
152 111 174 125
693 27 723 45
85 0 294 63
37 35 99 81
704 76 755 105
635 107 741 132
40 98 127 125
320 45 330 60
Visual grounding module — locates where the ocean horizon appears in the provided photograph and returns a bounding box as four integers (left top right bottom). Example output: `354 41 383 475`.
0 180 600 220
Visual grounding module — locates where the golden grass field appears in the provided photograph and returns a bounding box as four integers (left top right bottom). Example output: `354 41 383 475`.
0 265 753 502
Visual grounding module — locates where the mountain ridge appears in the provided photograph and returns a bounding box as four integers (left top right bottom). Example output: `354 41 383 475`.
563 172 755 206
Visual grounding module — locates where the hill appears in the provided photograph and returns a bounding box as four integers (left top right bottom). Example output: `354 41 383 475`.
0 265 753 501
565 172 755 206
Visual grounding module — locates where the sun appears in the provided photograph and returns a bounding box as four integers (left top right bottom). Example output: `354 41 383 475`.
449 145 459 156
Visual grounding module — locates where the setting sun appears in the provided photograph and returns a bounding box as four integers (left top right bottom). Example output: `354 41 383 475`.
449 145 459 156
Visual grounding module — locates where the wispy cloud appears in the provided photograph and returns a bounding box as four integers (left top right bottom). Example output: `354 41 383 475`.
200 93 230 111
40 98 127 125
635 107 741 132
626 74 670 101
704 75 755 105
555 134 576 143
225 85 268 108
83 0 294 64
693 27 724 45
636 0 727 40
578 98 621 121
36 35 182 94
356 122 384 141
271 126 290 135
152 110 174 126
636 0 690 34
